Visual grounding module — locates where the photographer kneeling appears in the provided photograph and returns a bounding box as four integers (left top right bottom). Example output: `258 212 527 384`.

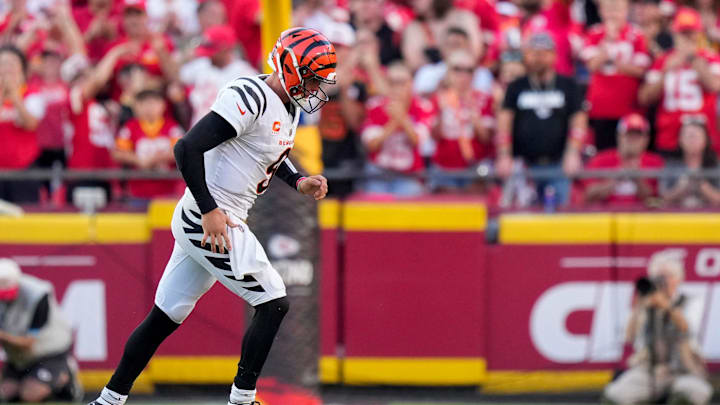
604 255 713 405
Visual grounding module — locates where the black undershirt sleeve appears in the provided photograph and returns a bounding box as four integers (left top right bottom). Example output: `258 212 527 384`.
276 159 304 190
174 111 236 214
29 294 50 330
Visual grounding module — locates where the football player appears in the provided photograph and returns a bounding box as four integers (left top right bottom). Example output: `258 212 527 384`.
88 27 334 405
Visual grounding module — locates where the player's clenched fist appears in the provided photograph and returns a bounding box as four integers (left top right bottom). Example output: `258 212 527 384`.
298 175 329 200
201 208 238 254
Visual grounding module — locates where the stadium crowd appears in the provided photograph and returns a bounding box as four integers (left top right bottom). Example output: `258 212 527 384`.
0 0 719 209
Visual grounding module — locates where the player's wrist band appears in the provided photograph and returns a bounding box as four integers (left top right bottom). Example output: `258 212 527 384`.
296 177 307 191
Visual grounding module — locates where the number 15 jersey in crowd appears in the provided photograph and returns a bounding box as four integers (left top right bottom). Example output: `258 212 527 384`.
207 75 301 221
646 50 720 153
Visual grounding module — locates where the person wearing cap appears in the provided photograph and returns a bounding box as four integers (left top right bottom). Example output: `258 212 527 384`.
0 259 80 403
317 22 367 196
583 113 664 206
178 24 257 127
603 253 712 405
496 31 588 205
661 116 720 207
639 7 720 157
582 0 651 151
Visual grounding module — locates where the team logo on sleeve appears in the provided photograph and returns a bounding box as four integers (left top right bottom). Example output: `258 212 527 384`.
272 121 281 133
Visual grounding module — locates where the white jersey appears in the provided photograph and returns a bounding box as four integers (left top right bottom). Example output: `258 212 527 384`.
206 74 301 221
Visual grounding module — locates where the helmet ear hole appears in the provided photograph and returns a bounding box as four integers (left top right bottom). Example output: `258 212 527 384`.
299 66 309 77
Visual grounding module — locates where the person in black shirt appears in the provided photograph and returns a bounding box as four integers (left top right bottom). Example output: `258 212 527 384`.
496 32 588 205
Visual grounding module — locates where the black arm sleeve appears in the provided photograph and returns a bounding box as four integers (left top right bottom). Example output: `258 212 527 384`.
276 159 304 190
29 294 50 330
174 111 236 214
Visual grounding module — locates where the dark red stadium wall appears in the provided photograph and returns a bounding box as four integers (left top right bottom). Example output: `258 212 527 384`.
0 243 151 370
320 198 489 385
480 213 720 392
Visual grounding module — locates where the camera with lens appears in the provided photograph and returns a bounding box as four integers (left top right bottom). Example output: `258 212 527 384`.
635 276 667 297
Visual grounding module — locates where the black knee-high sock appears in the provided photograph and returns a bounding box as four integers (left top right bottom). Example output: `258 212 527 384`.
107 305 180 395
234 297 289 389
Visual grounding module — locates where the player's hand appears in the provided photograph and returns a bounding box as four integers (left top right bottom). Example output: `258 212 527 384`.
298 175 328 200
201 208 238 254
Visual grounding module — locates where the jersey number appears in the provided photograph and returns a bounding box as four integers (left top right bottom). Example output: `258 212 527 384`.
256 148 292 194
664 71 703 111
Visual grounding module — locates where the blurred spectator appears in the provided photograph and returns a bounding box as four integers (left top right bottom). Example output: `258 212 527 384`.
145 0 199 39
696 0 720 48
116 63 151 125
318 22 367 197
604 254 712 405
72 0 119 62
582 0 650 151
522 0 581 76
0 258 80 402
361 62 430 196
455 0 501 48
661 117 720 207
229 0 260 68
112 89 182 199
413 26 494 96
31 46 70 172
631 0 674 58
197 0 227 34
639 7 720 156
64 44 140 203
108 0 178 85
492 50 526 110
583 113 664 206
429 50 494 192
349 0 402 66
352 28 389 96
401 0 481 72
178 25 257 126
496 32 586 205
294 0 344 34
0 45 45 203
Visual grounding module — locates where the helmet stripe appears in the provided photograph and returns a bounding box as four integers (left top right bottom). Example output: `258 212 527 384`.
286 33 321 49
308 51 335 65
298 40 333 63
281 27 306 40
313 63 337 72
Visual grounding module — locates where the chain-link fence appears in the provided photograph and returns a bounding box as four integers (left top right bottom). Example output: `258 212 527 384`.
246 163 320 390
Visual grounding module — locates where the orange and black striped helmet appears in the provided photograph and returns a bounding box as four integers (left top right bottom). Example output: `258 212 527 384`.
268 27 337 114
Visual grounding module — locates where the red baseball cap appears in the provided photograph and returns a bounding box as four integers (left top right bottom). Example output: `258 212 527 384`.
196 25 237 57
123 0 146 13
0 259 21 301
672 7 703 33
618 113 649 134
